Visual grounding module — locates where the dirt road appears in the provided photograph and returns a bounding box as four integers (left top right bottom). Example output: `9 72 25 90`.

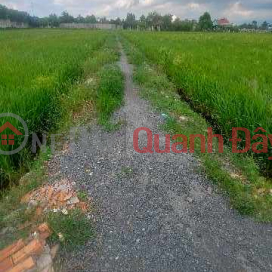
57 47 272 272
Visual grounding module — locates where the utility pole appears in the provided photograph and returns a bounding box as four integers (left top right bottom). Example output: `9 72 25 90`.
31 1 34 17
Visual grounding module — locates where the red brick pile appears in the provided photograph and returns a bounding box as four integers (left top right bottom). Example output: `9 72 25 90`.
21 179 88 215
0 224 55 272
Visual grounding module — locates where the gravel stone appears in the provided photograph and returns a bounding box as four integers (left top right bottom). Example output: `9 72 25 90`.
56 48 272 272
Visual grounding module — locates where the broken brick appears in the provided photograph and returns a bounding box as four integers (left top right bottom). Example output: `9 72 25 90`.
78 202 88 213
47 188 53 201
0 240 25 263
20 180 90 217
37 224 52 240
7 257 35 272
11 239 44 265
0 257 13 272
35 207 43 217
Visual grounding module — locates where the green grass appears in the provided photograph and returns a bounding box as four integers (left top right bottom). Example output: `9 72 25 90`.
61 33 124 130
122 31 272 175
0 29 108 187
0 32 122 251
59 34 121 129
117 166 134 178
48 209 93 250
96 64 124 128
121 36 272 222
0 148 51 249
77 191 89 202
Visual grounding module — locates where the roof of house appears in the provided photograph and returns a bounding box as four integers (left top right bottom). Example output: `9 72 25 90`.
217 18 230 26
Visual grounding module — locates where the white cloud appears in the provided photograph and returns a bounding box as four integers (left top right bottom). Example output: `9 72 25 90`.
187 3 200 9
140 0 155 7
226 2 253 18
172 14 177 21
94 5 113 17
0 0 271 23
114 0 139 9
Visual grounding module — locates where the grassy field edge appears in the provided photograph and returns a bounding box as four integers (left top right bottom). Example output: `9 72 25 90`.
122 32 272 176
121 35 272 222
0 30 108 188
0 34 124 255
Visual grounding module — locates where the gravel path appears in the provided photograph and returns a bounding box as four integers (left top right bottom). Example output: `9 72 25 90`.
56 48 272 272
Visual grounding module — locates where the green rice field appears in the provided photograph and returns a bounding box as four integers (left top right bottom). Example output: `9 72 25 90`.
1 29 272 188
123 32 272 174
0 29 108 186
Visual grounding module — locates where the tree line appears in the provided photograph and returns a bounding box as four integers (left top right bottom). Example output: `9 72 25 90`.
0 4 271 31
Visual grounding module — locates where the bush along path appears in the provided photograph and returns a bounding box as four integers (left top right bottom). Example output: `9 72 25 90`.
56 45 272 272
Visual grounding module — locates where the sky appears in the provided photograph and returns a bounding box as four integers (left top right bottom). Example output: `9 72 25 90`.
1 0 271 24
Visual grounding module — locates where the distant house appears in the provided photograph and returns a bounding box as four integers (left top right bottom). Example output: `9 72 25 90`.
214 18 232 28
0 19 28 29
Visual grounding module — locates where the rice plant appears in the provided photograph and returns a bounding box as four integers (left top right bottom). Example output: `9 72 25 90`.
123 31 272 175
0 29 108 186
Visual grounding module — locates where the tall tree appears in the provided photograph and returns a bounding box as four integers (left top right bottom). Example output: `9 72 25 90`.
115 17 122 26
59 11 74 24
147 11 163 31
125 13 136 29
48 14 59 27
8 9 29 23
39 17 50 27
173 18 182 31
138 15 146 30
0 5 8 19
198 12 213 31
76 15 85 23
85 15 96 24
261 21 268 30
99 17 108 24
162 14 173 31
173 18 194 31
252 20 258 29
